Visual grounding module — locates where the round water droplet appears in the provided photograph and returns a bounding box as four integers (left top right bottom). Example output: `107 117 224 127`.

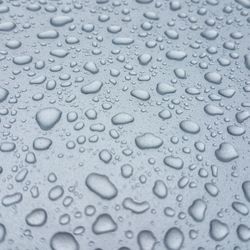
25 208 47 227
164 227 184 250
50 232 79 250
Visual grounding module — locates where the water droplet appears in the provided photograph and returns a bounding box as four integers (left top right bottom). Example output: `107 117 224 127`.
164 227 184 250
86 173 118 200
92 214 117 234
50 232 79 250
25 208 47 227
135 133 163 149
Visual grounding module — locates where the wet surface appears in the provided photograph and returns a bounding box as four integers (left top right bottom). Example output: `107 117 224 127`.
0 0 250 249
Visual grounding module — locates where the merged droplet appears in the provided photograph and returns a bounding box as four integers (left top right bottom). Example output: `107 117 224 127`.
0 21 15 31
156 83 176 95
81 81 103 94
188 199 207 222
92 214 117 234
131 89 150 101
111 112 134 125
36 108 62 131
153 180 168 199
237 224 250 242
215 143 239 162
204 72 222 84
135 133 163 149
209 219 229 241
33 137 52 150
163 156 184 170
166 50 187 61
50 16 73 27
13 55 32 65
0 142 15 152
37 30 59 39
122 197 150 214
85 173 118 200
138 230 157 250
2 192 22 207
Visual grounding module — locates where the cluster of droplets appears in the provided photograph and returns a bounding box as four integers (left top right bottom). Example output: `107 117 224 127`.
0 0 250 249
